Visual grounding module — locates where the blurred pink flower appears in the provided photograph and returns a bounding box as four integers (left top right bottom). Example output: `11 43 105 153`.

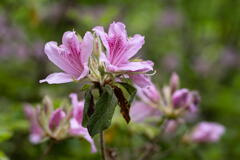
24 105 44 144
24 95 96 152
130 83 161 122
172 89 200 113
190 122 225 143
130 101 161 122
137 82 161 104
40 31 93 84
93 22 154 87
69 93 97 153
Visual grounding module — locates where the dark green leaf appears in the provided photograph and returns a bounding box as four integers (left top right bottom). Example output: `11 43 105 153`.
87 85 117 136
82 89 95 127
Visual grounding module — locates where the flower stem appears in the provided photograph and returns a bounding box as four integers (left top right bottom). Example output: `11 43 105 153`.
100 131 106 160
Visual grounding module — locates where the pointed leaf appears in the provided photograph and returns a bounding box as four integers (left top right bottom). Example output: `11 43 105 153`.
82 89 95 127
118 82 137 104
87 85 117 136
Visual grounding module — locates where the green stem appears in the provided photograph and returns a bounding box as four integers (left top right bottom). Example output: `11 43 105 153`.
100 131 106 160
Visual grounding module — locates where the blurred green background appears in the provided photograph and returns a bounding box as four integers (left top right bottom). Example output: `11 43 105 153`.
0 0 239 159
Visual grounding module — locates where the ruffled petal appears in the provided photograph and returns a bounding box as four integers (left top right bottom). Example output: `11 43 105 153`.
39 72 74 84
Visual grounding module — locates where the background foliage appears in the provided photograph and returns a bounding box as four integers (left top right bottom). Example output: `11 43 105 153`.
0 0 239 159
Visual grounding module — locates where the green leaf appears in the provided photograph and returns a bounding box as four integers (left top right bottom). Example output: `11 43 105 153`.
114 82 137 123
82 89 95 127
87 85 117 136
80 83 92 91
118 82 137 104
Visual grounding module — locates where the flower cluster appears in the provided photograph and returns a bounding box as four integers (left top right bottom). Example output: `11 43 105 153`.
130 73 200 122
40 22 153 87
24 21 225 157
24 94 96 152
130 73 225 143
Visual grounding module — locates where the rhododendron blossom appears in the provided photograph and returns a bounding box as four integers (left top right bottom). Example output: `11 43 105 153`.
24 95 96 153
130 73 200 123
93 22 154 87
40 31 93 84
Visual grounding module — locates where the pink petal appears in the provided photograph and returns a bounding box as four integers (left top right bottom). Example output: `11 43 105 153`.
44 41 79 76
137 82 161 104
112 60 153 72
122 34 145 60
129 74 151 88
39 72 74 84
130 101 161 122
62 31 80 54
191 122 225 143
81 32 94 64
70 93 84 124
69 119 97 153
108 22 127 40
24 105 43 144
49 108 66 130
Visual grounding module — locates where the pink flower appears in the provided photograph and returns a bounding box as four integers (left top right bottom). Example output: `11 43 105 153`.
40 31 93 84
24 105 44 144
190 122 225 143
93 22 153 86
130 83 161 122
69 93 97 153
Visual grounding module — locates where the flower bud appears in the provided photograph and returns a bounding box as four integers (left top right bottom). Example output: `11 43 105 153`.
170 72 179 93
172 89 189 108
172 89 200 113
